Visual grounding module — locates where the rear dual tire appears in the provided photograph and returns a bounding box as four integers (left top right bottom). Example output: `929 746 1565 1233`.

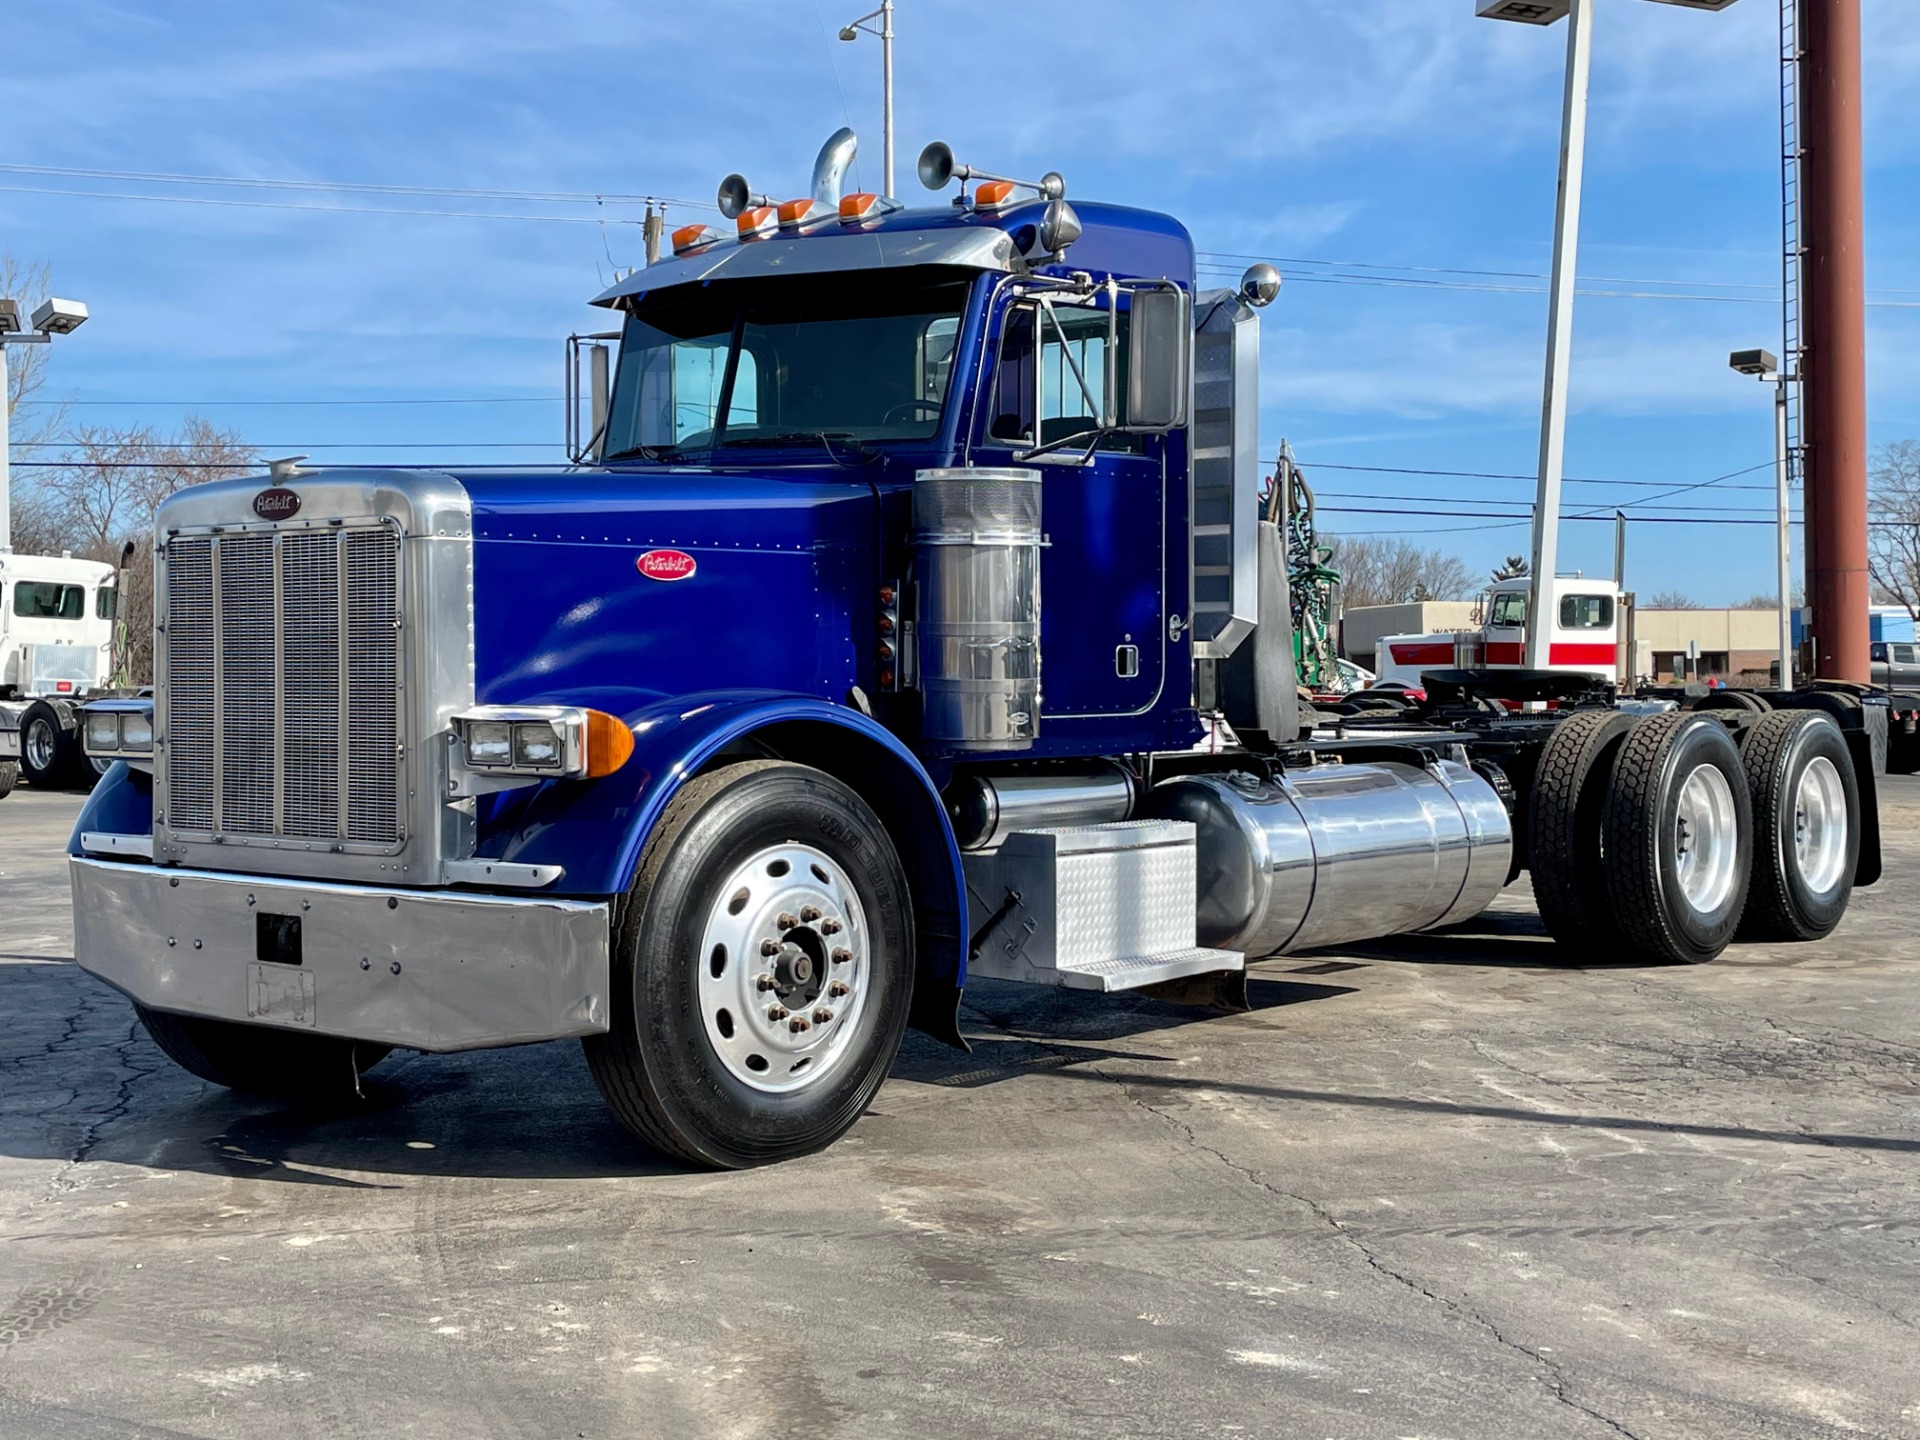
1737 710 1858 941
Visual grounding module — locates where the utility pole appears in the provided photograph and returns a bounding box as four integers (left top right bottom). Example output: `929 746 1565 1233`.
0 295 91 554
1799 0 1870 682
839 0 896 197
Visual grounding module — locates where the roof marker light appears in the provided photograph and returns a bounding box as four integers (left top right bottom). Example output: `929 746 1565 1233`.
735 205 777 238
839 191 881 221
671 223 725 256
970 180 1017 211
777 197 826 228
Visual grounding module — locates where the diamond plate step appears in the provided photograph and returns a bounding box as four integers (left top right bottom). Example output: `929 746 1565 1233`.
962 819 1246 991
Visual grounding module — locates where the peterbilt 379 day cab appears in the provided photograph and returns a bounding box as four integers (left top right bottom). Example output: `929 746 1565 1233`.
0 549 120 797
68 132 1885 1167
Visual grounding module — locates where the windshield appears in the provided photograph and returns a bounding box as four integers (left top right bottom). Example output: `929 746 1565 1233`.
602 266 972 460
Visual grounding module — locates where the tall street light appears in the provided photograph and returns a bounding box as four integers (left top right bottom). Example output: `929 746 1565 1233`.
1477 0 1741 670
1731 347 1798 687
0 295 90 555
839 0 895 198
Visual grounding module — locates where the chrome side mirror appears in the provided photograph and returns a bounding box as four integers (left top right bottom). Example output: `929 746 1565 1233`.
1126 288 1189 431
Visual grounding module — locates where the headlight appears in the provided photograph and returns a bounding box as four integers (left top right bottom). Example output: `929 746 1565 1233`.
452 706 633 781
466 721 513 767
512 722 563 769
119 712 154 753
85 712 120 753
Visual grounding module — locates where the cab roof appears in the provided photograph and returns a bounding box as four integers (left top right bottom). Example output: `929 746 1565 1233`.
589 197 1195 310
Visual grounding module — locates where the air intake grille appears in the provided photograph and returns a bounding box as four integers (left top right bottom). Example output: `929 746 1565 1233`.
162 522 404 849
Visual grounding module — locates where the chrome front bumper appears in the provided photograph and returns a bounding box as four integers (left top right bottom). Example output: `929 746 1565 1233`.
70 857 612 1052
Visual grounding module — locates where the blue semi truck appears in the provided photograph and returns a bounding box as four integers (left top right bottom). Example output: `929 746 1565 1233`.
68 131 1885 1167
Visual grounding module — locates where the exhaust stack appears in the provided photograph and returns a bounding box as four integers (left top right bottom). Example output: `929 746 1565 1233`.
812 127 859 207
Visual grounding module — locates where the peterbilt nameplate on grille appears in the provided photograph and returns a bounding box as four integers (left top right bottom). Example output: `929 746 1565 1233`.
252 487 302 520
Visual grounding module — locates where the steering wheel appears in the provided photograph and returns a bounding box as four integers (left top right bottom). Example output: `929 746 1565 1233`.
880 399 943 427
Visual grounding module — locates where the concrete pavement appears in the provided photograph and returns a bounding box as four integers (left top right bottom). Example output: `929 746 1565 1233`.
2 780 1917 1439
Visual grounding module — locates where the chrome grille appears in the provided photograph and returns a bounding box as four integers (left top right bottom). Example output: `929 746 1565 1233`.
162 522 404 849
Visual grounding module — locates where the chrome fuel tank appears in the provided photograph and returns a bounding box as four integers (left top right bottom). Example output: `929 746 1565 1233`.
1145 760 1512 957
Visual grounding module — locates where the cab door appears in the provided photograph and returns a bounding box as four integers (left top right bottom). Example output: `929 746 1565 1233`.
977 297 1165 718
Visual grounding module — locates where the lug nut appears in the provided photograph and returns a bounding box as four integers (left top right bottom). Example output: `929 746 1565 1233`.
821 919 842 935
756 973 778 992
777 912 799 930
768 1005 789 1021
800 905 821 923
832 947 852 965
788 1017 811 1033
812 1008 833 1024
828 981 850 998
761 938 782 957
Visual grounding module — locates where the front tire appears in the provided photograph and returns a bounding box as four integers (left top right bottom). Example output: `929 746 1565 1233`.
1738 710 1858 941
0 760 16 800
1603 713 1753 964
135 1005 390 1096
584 760 915 1168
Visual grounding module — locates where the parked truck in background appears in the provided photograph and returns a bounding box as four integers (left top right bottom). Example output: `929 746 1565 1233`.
65 131 1889 1168
0 549 122 796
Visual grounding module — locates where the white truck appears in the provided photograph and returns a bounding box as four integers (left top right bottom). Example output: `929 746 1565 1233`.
1374 576 1621 692
0 549 121 795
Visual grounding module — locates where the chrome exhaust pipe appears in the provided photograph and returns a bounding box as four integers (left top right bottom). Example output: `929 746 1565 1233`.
812 127 859 207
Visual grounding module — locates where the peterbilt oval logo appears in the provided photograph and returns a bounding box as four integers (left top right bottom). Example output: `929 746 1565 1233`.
637 549 697 582
253 487 302 521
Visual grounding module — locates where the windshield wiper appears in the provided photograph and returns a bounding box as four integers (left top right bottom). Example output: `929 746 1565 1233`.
601 443 688 463
718 431 858 449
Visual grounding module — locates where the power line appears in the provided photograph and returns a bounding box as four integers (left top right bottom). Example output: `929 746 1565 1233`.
14 397 554 407
0 183 659 225
1295 459 1780 494
0 162 700 208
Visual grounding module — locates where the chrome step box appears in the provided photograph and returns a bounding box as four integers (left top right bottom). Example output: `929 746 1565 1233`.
962 820 1244 991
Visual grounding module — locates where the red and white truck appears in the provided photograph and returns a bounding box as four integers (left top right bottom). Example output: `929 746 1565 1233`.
1374 576 1622 691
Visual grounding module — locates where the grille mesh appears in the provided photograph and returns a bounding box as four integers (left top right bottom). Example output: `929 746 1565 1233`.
162 523 402 848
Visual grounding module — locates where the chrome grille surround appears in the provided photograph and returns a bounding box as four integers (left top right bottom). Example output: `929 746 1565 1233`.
154 470 474 886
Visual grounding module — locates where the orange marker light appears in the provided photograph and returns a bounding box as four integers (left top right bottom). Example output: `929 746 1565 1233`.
585 709 636 778
777 197 817 227
839 191 882 221
972 180 1016 210
672 223 719 255
736 205 776 237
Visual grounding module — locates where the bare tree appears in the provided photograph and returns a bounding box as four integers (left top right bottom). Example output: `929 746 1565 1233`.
1868 441 1920 622
1647 590 1703 610
1325 535 1474 609
25 420 255 682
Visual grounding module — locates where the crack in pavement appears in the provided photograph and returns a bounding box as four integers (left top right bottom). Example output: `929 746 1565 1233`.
957 996 1649 1440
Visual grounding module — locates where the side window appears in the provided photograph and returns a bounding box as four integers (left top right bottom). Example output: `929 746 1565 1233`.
1872 643 1888 662
918 316 958 414
1894 644 1917 666
1559 594 1614 630
96 585 118 621
990 306 1036 442
1489 592 1527 628
13 582 84 620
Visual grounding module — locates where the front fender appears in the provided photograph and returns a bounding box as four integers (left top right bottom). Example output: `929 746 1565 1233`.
66 762 153 855
477 691 968 1047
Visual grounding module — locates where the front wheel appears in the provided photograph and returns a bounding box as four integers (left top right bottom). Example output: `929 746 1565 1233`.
1603 713 1753 964
584 760 915 1168
135 1005 390 1096
19 703 75 788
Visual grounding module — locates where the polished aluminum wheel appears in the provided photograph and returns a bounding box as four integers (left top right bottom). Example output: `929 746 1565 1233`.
697 842 871 1095
24 717 58 773
1674 762 1740 914
1792 755 1849 895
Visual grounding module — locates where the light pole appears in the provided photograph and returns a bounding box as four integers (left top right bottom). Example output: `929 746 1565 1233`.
0 295 90 555
1731 347 1798 688
1477 0 1741 669
839 0 895 198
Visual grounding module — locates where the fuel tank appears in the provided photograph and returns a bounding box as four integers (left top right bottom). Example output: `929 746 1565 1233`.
1144 760 1512 957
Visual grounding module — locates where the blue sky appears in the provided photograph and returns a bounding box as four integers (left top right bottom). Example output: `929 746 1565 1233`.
4 0 1916 604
